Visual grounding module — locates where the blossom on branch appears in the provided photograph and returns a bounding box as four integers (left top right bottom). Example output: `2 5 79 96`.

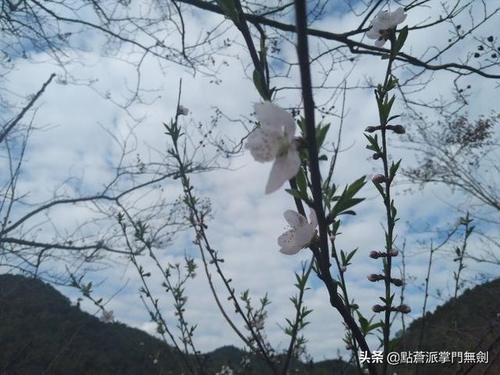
246 102 300 194
278 208 317 255
177 105 189 116
366 7 407 47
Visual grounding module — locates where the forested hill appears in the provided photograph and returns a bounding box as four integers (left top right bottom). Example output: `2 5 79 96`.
0 274 354 374
392 277 500 374
1 274 498 374
0 274 183 374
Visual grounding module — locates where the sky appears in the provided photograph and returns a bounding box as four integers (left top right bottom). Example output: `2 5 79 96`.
1 0 499 364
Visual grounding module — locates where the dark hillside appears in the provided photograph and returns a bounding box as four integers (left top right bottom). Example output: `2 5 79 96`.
0 274 355 374
0 274 183 375
392 278 500 374
2 273 497 374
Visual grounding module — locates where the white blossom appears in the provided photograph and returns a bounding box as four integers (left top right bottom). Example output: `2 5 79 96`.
215 365 234 375
100 309 114 323
278 208 317 255
246 102 300 194
366 7 407 47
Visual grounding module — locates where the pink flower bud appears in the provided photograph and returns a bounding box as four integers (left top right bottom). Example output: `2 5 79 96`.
388 249 399 257
371 174 386 184
391 278 403 287
365 126 380 133
177 105 189 116
372 304 386 313
397 304 411 314
367 274 383 282
387 124 406 134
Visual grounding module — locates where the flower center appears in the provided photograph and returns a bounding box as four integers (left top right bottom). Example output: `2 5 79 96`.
276 136 290 157
378 29 392 41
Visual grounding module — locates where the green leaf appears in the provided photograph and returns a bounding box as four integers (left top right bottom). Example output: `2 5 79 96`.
385 76 397 92
368 322 384 331
467 226 475 237
258 37 267 64
215 0 239 23
316 123 330 149
359 315 369 332
327 176 366 220
395 26 408 53
390 159 402 179
346 176 366 196
345 248 358 264
380 95 396 123
364 134 380 153
387 114 401 122
285 188 303 200
285 188 313 206
331 219 340 234
391 200 397 219
252 69 267 100
373 181 385 197
339 209 357 216
295 168 307 195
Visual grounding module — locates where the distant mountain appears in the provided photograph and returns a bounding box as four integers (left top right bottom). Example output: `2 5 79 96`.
0 273 185 374
0 274 355 374
2 273 497 374
391 278 500 374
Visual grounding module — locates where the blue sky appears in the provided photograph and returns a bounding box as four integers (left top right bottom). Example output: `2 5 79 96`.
1 0 499 363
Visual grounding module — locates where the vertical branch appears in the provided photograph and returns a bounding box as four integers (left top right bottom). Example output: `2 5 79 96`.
453 213 473 300
378 46 396 375
294 2 376 374
413 220 461 375
232 0 271 100
281 258 314 374
166 80 279 374
0 73 56 144
294 0 328 270
399 240 407 336
324 80 347 189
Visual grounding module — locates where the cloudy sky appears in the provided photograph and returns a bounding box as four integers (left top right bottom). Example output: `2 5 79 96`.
1 0 499 363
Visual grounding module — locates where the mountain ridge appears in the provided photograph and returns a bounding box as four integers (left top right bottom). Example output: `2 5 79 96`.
0 273 498 374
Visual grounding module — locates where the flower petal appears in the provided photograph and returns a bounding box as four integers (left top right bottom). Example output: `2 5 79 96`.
278 230 302 255
366 26 380 40
392 7 407 25
294 224 315 249
279 246 303 255
246 128 280 162
375 38 386 47
265 148 301 194
283 210 306 228
308 208 318 228
376 12 393 28
369 7 406 32
255 102 295 132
